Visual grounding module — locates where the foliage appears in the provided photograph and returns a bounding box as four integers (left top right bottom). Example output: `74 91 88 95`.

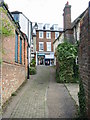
56 41 78 83
11 92 16 96
56 41 77 61
78 79 87 118
30 58 36 67
0 59 2 64
1 18 14 36
29 67 36 75
0 7 7 13
0 7 14 36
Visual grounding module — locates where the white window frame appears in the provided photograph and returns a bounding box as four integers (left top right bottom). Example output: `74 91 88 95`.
46 32 51 39
47 42 51 51
39 42 44 51
55 32 59 39
39 31 43 38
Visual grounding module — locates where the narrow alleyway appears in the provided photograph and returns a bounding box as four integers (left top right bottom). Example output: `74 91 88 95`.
3 66 77 118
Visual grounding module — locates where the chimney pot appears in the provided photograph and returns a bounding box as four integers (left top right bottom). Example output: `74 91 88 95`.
66 1 69 5
63 1 71 30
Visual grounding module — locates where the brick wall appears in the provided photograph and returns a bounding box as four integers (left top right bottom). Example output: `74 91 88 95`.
2 35 27 105
2 11 28 105
79 7 90 117
2 36 15 64
36 30 58 52
63 2 71 30
63 2 74 44
2 62 26 104
64 29 74 44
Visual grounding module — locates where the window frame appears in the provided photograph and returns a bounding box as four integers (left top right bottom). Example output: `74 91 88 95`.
39 42 44 51
46 31 51 39
39 31 43 38
20 37 22 64
15 31 18 63
55 32 59 39
47 42 51 51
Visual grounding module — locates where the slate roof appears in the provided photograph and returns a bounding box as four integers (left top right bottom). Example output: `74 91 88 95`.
11 11 22 14
71 8 88 28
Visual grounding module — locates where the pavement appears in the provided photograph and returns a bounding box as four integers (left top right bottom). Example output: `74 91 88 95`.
2 66 78 118
65 83 79 106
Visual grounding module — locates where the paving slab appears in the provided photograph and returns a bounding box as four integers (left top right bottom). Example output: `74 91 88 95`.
47 67 78 118
65 83 79 106
2 66 78 118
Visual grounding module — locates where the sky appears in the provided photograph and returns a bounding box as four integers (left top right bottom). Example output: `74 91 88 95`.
4 0 90 28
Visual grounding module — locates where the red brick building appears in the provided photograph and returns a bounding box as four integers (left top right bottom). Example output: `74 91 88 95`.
0 2 28 105
36 23 62 66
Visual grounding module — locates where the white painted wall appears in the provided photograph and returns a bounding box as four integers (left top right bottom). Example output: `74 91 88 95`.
73 22 80 42
53 33 64 65
19 14 32 65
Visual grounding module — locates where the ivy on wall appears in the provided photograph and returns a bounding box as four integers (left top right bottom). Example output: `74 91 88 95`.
78 78 87 118
0 7 15 64
56 41 78 83
0 7 14 36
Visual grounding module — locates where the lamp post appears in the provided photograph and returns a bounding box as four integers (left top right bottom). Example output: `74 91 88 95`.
27 20 30 79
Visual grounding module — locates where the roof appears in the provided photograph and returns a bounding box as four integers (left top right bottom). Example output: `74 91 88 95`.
36 29 63 32
11 11 31 23
0 2 29 44
11 11 22 14
71 8 88 28
0 2 20 28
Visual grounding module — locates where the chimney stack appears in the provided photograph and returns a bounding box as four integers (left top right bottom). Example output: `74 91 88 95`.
63 1 71 30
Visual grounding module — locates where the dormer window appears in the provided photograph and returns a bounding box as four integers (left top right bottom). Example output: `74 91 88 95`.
44 24 50 30
13 14 19 22
38 23 43 30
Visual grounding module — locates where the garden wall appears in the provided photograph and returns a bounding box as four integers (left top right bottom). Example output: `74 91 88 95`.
79 5 90 117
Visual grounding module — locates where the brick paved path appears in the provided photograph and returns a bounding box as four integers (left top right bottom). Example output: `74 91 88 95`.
2 66 77 118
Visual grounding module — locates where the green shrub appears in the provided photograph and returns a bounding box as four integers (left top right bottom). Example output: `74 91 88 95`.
0 59 2 64
11 92 17 96
29 67 36 75
30 59 36 67
78 79 87 118
56 41 78 83
56 70 61 83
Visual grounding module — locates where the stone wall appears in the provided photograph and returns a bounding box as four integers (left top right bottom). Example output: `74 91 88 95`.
79 6 90 117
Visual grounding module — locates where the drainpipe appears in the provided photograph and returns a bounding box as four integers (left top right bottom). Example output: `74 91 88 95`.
36 51 37 66
75 25 77 42
27 20 29 79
